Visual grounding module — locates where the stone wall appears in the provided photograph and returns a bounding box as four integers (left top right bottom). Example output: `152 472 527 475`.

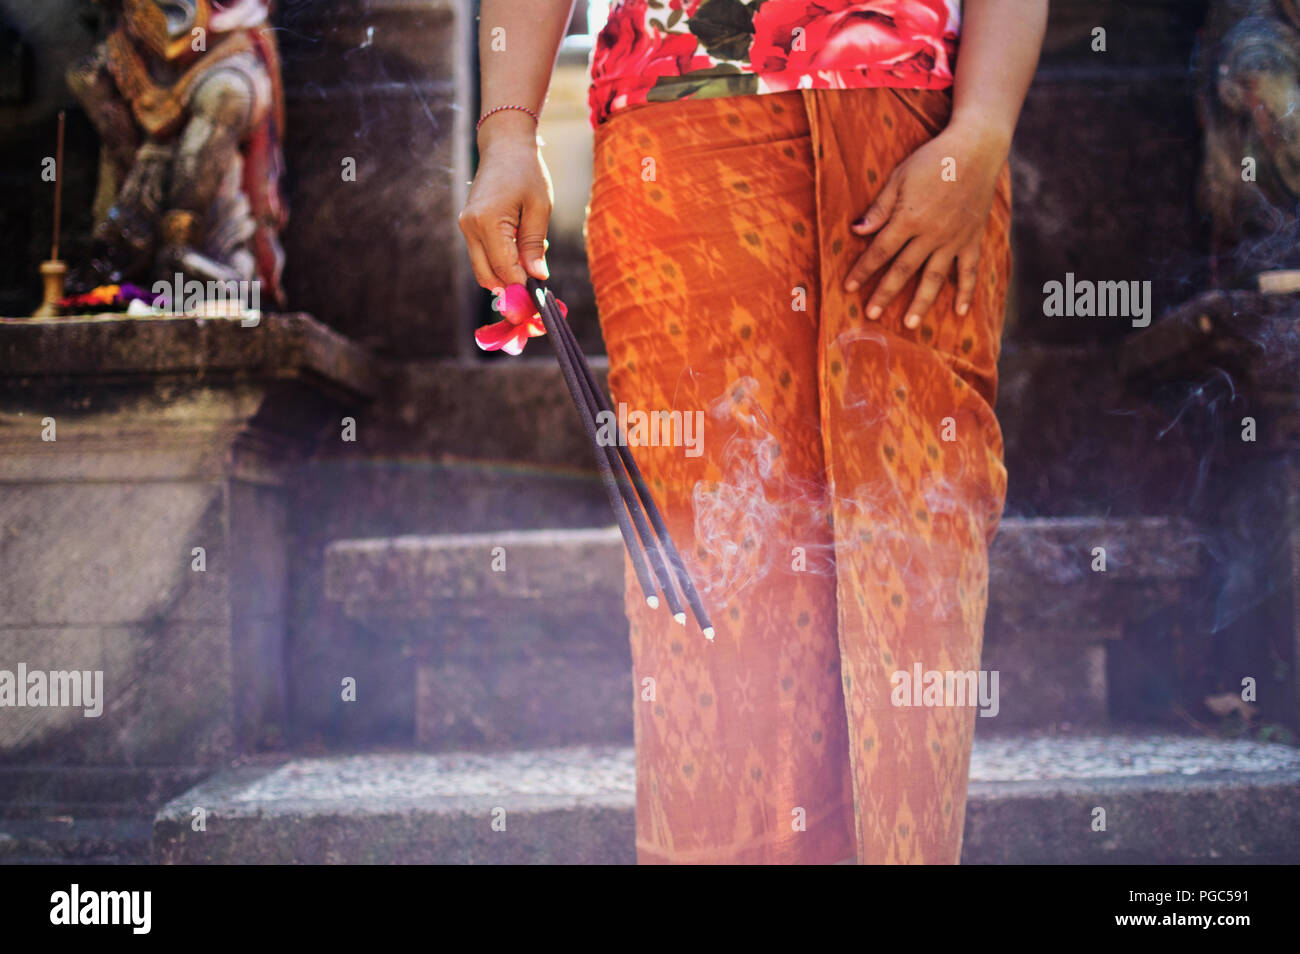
1009 0 1211 344
276 0 475 358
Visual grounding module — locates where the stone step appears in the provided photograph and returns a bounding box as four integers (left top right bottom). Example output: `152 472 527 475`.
153 733 1300 864
326 517 1204 624
0 765 209 808
297 358 616 549
0 815 155 865
0 766 211 864
318 516 1206 744
322 527 631 750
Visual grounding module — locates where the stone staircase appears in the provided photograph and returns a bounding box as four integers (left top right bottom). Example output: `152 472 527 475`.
138 344 1292 865
3 341 1289 865
5 347 1289 865
146 505 1300 865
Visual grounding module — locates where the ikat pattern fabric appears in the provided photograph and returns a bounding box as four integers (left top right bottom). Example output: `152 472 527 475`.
584 85 1011 862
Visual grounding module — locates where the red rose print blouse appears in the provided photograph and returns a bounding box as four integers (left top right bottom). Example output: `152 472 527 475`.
588 0 962 127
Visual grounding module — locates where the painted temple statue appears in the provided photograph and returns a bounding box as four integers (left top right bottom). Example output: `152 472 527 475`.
67 0 287 306
1199 0 1300 284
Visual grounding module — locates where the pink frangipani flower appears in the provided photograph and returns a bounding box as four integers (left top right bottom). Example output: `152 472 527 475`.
474 283 566 356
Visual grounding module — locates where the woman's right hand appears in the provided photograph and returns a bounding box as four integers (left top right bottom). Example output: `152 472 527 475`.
458 112 555 291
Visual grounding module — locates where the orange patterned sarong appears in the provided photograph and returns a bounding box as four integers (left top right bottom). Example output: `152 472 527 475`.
585 87 1012 864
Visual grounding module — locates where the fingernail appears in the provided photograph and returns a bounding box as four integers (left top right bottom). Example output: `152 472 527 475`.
867 305 882 320
845 279 860 292
533 257 549 279
906 313 921 329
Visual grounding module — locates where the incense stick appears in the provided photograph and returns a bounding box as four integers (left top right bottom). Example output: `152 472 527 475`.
549 291 715 640
551 295 688 626
51 111 65 261
531 281 715 640
528 282 661 610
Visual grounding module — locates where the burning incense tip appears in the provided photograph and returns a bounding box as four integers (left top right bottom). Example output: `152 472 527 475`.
673 612 686 625
646 595 660 609
1258 270 1300 295
703 627 715 641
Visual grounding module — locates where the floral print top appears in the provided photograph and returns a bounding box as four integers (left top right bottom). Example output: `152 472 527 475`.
588 0 962 127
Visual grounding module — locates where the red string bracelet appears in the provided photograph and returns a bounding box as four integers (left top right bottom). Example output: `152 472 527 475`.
476 104 540 131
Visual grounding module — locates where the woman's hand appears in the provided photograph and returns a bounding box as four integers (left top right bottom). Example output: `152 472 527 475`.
843 119 1010 328
458 111 555 291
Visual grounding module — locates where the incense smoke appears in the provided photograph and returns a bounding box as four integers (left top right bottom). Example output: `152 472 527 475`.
687 327 986 617
689 376 837 606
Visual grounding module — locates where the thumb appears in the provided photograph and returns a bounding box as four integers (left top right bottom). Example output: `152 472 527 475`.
852 171 900 234
516 194 551 281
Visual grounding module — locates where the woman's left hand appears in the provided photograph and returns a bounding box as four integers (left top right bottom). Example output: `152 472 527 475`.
843 120 1009 328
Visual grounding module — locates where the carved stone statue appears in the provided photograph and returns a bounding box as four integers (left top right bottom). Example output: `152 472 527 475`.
67 0 288 306
1198 0 1300 285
